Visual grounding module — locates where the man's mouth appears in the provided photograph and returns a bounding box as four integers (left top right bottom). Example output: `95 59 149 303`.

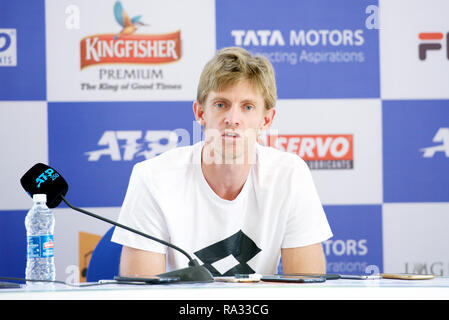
222 131 241 139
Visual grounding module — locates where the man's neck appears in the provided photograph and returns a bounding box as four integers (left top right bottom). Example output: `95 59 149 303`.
201 146 255 201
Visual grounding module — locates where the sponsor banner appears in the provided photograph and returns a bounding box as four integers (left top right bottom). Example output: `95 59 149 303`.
323 205 383 275
380 0 449 99
265 99 382 205
45 0 215 101
0 1 46 100
383 100 449 202
266 134 354 170
78 231 102 282
48 101 196 207
0 29 17 67
0 210 27 280
216 0 380 98
0 102 48 210
80 31 182 69
383 203 449 276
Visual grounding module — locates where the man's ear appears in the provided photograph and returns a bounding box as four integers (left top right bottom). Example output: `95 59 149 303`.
193 101 206 126
260 107 276 131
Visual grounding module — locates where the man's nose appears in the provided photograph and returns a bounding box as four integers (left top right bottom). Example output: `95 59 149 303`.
224 106 241 127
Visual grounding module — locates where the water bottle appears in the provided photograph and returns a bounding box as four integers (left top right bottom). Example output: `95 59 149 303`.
25 194 55 284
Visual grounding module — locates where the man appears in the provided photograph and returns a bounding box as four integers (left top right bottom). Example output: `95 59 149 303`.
111 47 332 277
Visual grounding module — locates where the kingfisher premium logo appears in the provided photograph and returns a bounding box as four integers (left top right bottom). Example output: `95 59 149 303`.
80 1 181 70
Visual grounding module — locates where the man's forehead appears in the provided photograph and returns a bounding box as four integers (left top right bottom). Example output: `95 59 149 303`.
206 80 264 103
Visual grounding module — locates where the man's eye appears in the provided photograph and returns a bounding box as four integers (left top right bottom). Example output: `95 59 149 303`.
244 105 254 111
216 103 225 108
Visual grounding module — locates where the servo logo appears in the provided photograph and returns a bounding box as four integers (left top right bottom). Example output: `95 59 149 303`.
80 1 181 69
0 29 17 67
418 32 449 60
267 134 354 170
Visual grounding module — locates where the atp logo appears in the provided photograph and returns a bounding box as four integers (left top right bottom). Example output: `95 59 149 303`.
418 32 449 60
36 168 60 188
85 130 188 161
420 128 449 158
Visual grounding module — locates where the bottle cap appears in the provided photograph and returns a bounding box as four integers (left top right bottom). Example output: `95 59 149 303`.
33 194 47 203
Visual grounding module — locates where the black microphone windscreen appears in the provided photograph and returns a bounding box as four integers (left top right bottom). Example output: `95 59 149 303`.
20 163 68 208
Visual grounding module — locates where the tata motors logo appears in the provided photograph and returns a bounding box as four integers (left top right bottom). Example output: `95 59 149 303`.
80 1 181 70
85 130 185 161
267 134 354 169
420 128 449 158
0 29 17 67
232 29 365 64
418 32 449 60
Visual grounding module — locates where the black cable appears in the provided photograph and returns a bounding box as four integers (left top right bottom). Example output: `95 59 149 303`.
60 195 196 265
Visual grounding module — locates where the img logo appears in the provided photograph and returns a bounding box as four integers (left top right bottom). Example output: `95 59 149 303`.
0 29 17 67
420 128 449 158
418 32 449 60
36 169 60 188
85 129 189 161
405 262 448 276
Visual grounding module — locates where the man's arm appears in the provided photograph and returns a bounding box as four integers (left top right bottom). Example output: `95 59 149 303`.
119 245 166 277
281 242 326 274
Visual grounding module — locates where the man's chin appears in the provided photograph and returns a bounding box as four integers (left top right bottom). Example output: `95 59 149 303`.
216 142 255 164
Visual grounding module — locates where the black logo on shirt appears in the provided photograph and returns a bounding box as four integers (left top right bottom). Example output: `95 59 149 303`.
194 230 261 276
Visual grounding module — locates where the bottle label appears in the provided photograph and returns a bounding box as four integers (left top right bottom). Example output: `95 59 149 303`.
27 235 54 258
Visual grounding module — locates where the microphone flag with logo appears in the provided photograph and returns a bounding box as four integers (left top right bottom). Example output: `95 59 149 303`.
20 163 68 208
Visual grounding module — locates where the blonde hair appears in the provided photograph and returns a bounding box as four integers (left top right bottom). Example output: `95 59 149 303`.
196 47 277 110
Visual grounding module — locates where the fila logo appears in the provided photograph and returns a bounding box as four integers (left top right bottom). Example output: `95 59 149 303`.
85 130 188 161
267 134 354 169
420 128 449 158
418 32 449 60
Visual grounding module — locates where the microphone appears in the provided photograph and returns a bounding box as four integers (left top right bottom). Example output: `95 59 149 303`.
20 163 214 283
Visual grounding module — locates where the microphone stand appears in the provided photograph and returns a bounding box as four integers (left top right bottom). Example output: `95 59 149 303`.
60 195 213 283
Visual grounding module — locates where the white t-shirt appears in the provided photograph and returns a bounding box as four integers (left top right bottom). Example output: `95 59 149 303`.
111 141 333 276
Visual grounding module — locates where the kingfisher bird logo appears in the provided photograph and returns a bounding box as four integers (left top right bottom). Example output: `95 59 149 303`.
80 1 181 69
113 1 148 39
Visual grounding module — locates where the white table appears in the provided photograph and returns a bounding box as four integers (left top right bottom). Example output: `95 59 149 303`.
1 277 449 300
